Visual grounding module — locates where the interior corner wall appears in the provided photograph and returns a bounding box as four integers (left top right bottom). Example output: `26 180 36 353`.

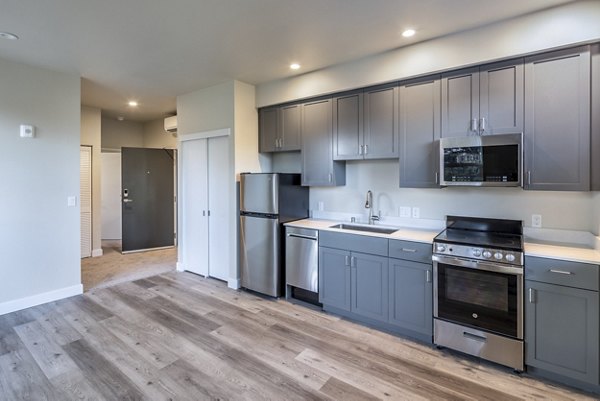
81 106 102 256
101 117 144 150
143 118 177 149
0 57 82 314
176 81 238 286
234 80 271 178
256 0 600 106
593 192 600 236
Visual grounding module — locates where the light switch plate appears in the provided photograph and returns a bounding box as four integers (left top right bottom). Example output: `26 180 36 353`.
532 214 542 228
67 196 77 207
412 207 420 219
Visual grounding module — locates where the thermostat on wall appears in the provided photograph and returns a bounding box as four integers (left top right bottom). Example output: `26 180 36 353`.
20 124 35 138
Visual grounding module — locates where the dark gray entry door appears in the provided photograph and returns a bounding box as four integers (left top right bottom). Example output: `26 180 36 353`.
121 148 175 252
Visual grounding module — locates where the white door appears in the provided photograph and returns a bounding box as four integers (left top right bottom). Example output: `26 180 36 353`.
101 152 122 239
80 146 92 258
207 136 230 281
180 138 209 276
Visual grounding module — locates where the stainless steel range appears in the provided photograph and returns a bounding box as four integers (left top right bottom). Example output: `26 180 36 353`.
432 216 524 371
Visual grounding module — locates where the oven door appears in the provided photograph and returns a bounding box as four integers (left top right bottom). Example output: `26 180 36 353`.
433 255 523 339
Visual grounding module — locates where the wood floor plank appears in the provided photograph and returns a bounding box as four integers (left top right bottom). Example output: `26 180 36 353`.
68 294 114 321
13 320 79 380
132 277 159 289
50 369 107 401
27 302 82 346
63 339 145 400
320 376 382 401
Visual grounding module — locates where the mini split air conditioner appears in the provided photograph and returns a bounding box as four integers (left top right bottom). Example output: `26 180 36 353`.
164 115 177 134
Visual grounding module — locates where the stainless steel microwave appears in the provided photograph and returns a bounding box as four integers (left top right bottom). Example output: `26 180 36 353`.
439 133 522 187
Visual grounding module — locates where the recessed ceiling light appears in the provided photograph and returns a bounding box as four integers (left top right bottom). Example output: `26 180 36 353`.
117 116 125 121
0 32 19 40
290 63 301 70
402 29 416 38
128 100 138 107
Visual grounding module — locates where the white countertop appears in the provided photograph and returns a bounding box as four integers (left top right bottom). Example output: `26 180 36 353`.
286 218 600 265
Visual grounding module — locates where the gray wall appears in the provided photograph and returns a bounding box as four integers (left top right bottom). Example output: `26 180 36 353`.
0 57 81 311
101 117 144 150
143 118 177 149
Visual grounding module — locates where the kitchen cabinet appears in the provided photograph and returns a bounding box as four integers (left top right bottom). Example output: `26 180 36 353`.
523 46 591 191
259 104 301 152
352 253 388 322
333 84 398 160
441 59 524 137
319 247 351 311
399 76 441 188
301 98 345 186
525 256 599 386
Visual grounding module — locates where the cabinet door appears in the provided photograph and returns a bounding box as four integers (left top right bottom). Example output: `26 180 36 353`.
333 92 363 160
301 99 345 186
524 47 591 191
525 280 599 385
259 108 279 152
441 67 479 137
399 77 441 188
351 252 388 322
319 247 351 311
280 104 301 151
388 259 432 337
479 59 524 135
363 84 399 159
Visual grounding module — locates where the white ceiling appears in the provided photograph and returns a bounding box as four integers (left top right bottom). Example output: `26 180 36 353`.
0 0 573 122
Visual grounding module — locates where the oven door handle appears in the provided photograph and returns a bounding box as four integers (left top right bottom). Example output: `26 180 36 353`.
432 255 523 275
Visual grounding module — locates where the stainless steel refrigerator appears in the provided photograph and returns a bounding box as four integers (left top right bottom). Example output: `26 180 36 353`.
239 173 309 297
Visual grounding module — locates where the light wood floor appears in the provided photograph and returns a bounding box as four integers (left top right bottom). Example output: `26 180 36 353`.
0 271 595 400
81 240 176 291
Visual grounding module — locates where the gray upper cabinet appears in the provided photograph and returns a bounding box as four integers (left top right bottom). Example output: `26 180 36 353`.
592 44 600 191
258 104 301 152
259 108 279 152
351 252 388 322
301 98 346 186
399 76 441 188
363 84 399 159
333 92 363 160
441 60 524 137
524 47 591 191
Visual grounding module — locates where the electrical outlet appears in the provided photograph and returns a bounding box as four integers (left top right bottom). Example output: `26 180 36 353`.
412 207 420 219
399 206 411 218
532 214 542 228
318 201 324 211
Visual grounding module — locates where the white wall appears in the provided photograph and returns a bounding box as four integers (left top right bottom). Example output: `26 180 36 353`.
309 160 595 232
593 192 600 236
80 107 102 256
143 118 177 149
0 57 82 313
101 152 122 240
101 117 144 150
256 0 600 107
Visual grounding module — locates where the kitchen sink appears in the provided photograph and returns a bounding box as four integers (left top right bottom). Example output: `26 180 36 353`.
330 223 398 235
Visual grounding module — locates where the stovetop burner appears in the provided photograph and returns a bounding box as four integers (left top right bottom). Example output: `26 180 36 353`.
435 228 523 251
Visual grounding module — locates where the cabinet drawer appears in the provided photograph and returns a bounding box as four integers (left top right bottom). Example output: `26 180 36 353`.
525 256 599 291
319 231 388 257
389 240 432 264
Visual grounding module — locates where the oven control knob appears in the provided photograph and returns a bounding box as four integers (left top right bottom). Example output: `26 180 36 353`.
472 249 482 257
436 245 446 253
506 254 515 262
494 252 503 260
482 251 492 258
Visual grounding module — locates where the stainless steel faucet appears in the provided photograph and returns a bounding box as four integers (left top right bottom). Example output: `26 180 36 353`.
365 190 379 225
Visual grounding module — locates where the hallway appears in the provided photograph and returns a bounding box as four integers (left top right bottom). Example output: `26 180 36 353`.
81 241 176 291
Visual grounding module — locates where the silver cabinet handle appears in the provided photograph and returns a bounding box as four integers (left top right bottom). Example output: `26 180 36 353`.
529 288 535 303
280 137 284 148
364 144 368 155
549 269 573 275
435 172 439 184
359 145 364 155
401 248 417 253
480 117 486 133
207 210 211 217
345 255 350 266
351 256 356 267
470 118 478 133
287 233 317 241
463 331 487 342
328 173 332 183
527 171 531 186
202 210 206 216
426 270 432 283
123 199 134 203
275 138 279 148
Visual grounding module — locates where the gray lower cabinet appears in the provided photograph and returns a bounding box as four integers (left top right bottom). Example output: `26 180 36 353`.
319 247 351 311
525 280 599 385
399 76 441 188
301 98 345 186
351 252 388 322
524 46 591 191
388 259 432 337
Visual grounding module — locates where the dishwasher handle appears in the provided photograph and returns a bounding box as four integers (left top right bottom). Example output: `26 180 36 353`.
287 233 318 241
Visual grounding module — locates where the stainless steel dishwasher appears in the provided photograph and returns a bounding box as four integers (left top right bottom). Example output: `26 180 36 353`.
285 226 320 304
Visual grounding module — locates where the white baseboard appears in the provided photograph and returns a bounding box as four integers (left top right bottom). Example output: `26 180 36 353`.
228 278 241 290
0 284 83 316
176 262 185 272
91 248 103 257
